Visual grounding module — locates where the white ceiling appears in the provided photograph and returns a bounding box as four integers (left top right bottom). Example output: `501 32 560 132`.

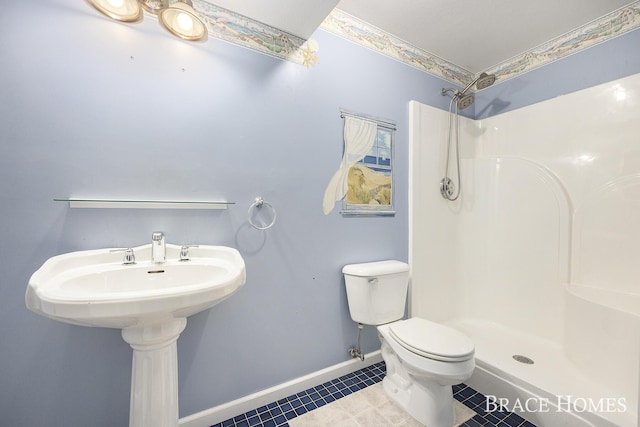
205 0 636 73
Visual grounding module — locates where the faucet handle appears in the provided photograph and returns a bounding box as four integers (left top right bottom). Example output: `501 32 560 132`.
110 248 136 265
179 245 199 262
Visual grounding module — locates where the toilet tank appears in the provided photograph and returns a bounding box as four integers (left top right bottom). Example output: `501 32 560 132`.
342 260 410 325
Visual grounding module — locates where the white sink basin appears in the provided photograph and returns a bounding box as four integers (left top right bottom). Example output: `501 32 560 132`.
25 242 246 427
26 244 246 328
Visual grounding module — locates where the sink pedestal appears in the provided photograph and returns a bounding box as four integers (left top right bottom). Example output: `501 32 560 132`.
122 318 187 427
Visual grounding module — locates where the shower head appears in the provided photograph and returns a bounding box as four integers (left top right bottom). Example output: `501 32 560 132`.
459 72 497 96
457 93 475 110
441 89 475 110
475 72 496 90
441 71 496 110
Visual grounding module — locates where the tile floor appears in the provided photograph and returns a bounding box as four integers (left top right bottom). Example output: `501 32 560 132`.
210 362 537 427
288 382 475 426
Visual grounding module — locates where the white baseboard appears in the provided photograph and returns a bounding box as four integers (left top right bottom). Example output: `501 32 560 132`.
179 350 383 427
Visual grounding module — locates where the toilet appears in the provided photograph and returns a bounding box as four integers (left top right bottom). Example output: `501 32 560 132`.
343 260 475 427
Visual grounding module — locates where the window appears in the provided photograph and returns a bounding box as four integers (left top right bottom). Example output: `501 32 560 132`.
340 110 396 216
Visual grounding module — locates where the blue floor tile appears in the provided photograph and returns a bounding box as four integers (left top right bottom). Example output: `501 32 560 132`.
208 361 537 427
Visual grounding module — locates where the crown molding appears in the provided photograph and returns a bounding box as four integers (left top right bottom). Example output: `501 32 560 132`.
319 9 474 86
193 1 640 86
484 2 640 83
193 0 308 65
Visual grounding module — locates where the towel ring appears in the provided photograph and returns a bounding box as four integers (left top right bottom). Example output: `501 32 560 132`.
248 197 276 230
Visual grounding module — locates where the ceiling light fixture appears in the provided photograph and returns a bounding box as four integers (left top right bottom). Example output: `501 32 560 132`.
87 0 142 22
138 0 168 15
86 0 207 41
159 0 208 41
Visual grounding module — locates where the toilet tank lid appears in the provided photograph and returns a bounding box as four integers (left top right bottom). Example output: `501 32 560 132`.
342 260 409 277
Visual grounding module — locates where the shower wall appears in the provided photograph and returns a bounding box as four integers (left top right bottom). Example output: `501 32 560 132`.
409 72 640 425
411 71 640 318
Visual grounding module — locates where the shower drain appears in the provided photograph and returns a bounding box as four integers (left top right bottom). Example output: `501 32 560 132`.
512 355 534 364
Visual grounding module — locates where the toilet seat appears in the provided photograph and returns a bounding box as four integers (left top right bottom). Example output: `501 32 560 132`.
388 318 474 362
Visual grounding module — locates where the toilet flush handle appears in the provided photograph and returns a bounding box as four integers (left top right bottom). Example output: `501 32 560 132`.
368 277 378 285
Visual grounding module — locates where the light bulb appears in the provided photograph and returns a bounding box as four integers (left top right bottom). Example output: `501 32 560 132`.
159 2 207 41
177 12 194 31
107 0 125 7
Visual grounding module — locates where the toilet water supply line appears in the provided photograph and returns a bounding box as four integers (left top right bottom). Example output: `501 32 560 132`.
349 323 365 361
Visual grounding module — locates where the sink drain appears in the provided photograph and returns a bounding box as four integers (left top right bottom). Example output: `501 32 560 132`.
512 355 534 364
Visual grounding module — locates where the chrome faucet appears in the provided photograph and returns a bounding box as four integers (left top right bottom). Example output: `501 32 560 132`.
151 232 166 263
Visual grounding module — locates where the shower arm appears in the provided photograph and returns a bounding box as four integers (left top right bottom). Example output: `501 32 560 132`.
458 75 482 96
440 78 481 99
448 72 496 98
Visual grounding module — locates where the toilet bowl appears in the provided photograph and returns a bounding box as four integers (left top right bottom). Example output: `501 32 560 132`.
378 317 474 427
342 260 475 427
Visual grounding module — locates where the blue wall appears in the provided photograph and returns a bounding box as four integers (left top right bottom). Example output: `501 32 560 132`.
1 1 639 426
475 29 640 119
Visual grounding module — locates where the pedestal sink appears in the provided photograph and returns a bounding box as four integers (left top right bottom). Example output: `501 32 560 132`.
26 243 246 427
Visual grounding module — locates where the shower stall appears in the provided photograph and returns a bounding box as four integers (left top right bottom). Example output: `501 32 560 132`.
409 73 640 427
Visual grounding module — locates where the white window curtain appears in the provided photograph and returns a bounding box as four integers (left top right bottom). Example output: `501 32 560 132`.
322 116 378 215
